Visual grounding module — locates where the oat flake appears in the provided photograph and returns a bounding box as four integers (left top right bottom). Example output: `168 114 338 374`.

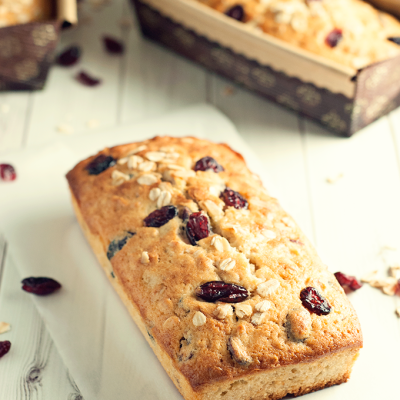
0 322 10 335
193 311 206 326
137 174 158 185
140 251 150 264
257 279 280 297
255 300 272 312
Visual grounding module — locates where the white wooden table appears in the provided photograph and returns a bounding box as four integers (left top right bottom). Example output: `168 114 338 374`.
1 0 400 398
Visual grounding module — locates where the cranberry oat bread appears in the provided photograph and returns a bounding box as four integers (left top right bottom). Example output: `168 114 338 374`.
66 136 362 400
196 0 400 69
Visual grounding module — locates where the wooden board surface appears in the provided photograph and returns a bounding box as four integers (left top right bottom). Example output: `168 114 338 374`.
1 0 400 398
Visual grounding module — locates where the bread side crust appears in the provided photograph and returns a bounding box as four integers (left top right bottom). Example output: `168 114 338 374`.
70 189 359 400
70 190 198 400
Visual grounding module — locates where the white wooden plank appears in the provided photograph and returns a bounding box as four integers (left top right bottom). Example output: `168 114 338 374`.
209 74 314 240
0 93 31 153
0 256 82 399
120 3 208 124
25 0 126 147
303 116 400 394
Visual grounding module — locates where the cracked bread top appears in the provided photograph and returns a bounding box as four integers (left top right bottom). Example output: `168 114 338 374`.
195 0 400 69
66 136 362 390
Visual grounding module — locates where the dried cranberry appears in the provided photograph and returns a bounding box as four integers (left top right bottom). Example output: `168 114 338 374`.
225 5 245 22
107 232 135 260
193 156 224 173
186 212 211 245
388 37 400 45
334 272 362 294
56 45 81 66
144 205 178 227
325 29 343 48
75 71 102 87
300 287 331 315
103 36 125 54
0 341 11 358
86 154 116 175
220 188 248 210
196 281 248 303
0 164 16 181
21 277 61 296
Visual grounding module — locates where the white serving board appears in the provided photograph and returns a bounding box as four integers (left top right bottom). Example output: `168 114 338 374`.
0 104 398 400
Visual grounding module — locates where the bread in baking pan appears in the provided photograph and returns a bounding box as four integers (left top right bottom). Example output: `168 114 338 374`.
196 0 400 69
66 136 362 400
0 0 52 28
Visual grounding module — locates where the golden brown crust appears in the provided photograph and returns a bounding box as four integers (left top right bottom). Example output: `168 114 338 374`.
66 136 362 396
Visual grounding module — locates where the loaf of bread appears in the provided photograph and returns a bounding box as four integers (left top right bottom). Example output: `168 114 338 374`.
66 136 362 400
0 0 52 28
196 0 400 69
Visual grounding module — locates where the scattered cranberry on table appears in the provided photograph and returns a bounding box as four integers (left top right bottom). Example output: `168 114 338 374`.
334 271 363 294
75 71 102 87
21 277 61 296
0 164 16 181
103 36 125 54
0 341 11 359
56 45 82 66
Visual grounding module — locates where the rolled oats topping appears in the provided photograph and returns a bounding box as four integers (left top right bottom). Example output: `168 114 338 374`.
202 200 224 220
219 258 236 271
145 151 167 162
112 170 130 185
257 279 280 297
171 170 196 179
213 304 233 319
262 230 276 240
212 236 231 253
149 187 161 201
141 251 150 264
157 191 172 208
128 145 147 155
235 304 252 318
137 174 158 185
138 161 157 172
167 164 185 171
255 300 272 312
117 157 128 165
251 312 267 326
193 311 207 326
128 155 144 169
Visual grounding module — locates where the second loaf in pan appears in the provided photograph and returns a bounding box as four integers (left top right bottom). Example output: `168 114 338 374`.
196 0 400 70
66 136 362 400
